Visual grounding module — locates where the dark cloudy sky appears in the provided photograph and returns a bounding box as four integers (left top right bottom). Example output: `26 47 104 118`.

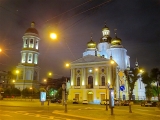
0 0 160 80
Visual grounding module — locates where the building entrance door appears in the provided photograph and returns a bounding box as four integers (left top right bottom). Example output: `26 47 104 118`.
101 94 105 100
75 94 79 101
87 91 93 102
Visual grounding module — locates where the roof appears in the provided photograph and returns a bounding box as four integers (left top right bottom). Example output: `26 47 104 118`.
25 22 39 35
71 55 110 64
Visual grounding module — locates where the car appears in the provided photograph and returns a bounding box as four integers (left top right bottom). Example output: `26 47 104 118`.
114 100 121 106
151 102 157 107
141 101 152 107
82 100 88 104
141 101 157 107
121 100 129 106
100 99 109 105
50 99 61 103
73 98 78 104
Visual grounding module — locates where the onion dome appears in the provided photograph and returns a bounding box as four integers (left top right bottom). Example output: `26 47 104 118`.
87 37 96 48
25 22 39 35
111 36 122 45
102 24 109 31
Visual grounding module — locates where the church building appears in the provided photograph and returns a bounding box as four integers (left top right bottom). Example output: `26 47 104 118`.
68 24 146 103
15 22 40 90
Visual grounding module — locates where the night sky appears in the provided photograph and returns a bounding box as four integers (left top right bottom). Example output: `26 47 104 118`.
0 0 160 80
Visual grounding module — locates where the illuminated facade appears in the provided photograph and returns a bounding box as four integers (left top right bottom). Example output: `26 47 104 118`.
15 22 40 90
68 24 146 103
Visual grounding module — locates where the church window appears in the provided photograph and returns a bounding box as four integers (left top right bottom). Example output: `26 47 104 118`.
30 39 33 43
28 53 32 63
29 39 34 48
101 76 105 86
34 71 37 80
123 95 126 100
88 76 93 88
77 77 80 86
35 40 38 49
77 70 80 73
132 95 135 100
101 69 104 73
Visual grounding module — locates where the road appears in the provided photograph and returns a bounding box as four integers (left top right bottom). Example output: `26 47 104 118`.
0 101 160 120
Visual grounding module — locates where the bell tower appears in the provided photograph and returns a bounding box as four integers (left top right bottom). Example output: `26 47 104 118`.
15 22 40 90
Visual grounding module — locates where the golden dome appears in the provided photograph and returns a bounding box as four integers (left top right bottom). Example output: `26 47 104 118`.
111 36 122 45
87 38 96 48
102 24 109 31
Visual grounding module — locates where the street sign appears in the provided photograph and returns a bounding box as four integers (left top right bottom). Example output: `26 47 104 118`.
120 85 125 91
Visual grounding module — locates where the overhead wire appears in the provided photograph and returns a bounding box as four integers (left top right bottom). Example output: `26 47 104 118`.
0 0 113 67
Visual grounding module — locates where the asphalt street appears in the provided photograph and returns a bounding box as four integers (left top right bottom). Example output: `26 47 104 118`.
0 100 160 120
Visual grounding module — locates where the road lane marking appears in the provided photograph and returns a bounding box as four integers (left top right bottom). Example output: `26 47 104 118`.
136 109 149 111
52 111 101 120
1 114 12 117
49 116 54 119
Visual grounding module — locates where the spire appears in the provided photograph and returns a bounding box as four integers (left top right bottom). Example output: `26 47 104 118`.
114 29 117 38
104 21 107 27
135 58 139 69
90 33 93 41
31 22 35 28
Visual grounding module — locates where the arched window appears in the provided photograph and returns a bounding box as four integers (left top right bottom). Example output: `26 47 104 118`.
29 39 34 48
77 77 80 86
101 76 105 86
28 53 32 63
101 69 104 73
35 40 38 49
88 76 93 88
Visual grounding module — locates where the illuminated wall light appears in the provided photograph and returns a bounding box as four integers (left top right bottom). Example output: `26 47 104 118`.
82 81 84 85
108 80 110 85
95 68 98 71
95 81 98 85
89 69 92 73
71 81 73 86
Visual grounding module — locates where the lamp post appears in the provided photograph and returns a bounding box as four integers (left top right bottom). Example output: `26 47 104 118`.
106 83 109 111
157 73 160 101
62 82 67 113
30 87 33 101
44 78 50 106
109 57 115 115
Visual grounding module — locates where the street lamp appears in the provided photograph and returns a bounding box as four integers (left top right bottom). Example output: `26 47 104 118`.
50 33 57 40
48 72 52 77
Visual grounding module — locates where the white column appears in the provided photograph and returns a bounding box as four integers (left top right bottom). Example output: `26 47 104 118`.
83 68 86 85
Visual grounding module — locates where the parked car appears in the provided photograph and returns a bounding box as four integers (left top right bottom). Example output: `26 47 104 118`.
50 98 61 103
100 99 109 105
151 102 157 107
114 100 121 106
141 101 157 107
141 101 152 107
82 100 88 104
73 98 78 104
121 100 129 106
